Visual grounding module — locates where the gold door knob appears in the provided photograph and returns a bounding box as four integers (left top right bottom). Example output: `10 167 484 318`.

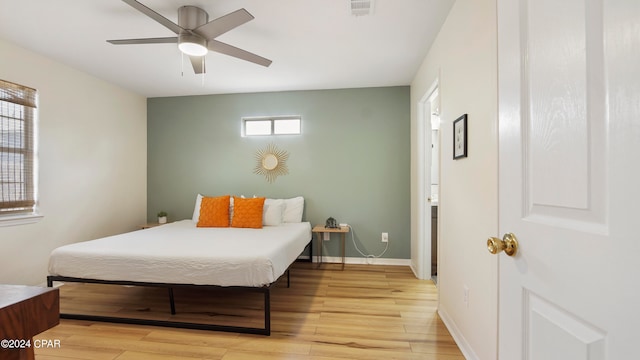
487 233 519 256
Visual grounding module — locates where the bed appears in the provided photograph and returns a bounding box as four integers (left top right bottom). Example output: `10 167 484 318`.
47 195 311 335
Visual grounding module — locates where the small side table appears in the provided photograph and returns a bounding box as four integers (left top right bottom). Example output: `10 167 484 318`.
140 222 166 229
312 225 350 269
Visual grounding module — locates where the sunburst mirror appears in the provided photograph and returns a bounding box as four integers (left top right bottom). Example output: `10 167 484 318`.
254 143 289 183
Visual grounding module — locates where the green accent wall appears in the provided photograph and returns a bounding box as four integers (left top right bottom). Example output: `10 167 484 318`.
147 86 410 259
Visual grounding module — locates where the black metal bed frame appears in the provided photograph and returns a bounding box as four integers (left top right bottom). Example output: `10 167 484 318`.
46 270 290 336
47 240 312 336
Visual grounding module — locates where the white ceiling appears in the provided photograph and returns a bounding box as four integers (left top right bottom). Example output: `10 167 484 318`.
0 0 454 98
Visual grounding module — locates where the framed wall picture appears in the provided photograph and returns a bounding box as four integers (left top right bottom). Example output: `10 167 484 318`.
453 114 468 159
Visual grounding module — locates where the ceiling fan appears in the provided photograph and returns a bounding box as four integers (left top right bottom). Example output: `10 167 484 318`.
107 0 272 74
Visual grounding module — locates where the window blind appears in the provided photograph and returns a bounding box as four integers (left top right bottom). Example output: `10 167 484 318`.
0 79 37 216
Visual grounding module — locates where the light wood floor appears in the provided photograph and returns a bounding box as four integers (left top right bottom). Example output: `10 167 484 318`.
35 262 463 359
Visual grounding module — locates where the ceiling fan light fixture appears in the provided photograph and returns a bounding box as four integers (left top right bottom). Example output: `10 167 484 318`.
178 33 208 56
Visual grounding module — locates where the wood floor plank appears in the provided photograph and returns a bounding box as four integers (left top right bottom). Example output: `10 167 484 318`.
314 325 456 343
410 340 466 356
62 334 227 359
226 336 312 356
35 345 123 360
142 328 242 348
115 351 206 360
35 263 463 359
219 350 333 360
310 342 460 360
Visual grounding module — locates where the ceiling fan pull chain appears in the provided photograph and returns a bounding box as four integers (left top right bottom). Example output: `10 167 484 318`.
180 52 184 77
201 57 206 86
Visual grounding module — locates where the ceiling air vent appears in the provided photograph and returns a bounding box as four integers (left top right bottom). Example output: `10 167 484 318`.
350 0 374 16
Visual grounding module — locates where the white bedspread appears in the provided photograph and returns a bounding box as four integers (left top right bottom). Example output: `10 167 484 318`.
48 220 311 287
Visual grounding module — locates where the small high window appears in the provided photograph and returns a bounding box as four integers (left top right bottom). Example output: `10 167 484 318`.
243 116 301 136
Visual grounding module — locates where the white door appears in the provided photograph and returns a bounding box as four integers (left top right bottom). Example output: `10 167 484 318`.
497 0 640 358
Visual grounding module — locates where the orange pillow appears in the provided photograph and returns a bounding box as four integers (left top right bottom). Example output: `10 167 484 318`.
231 196 265 229
197 195 230 227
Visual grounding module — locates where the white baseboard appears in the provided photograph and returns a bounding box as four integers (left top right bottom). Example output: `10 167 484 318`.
410 263 419 278
314 256 411 266
438 307 478 360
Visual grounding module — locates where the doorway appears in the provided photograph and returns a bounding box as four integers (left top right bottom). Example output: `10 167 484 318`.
427 89 440 283
413 81 440 281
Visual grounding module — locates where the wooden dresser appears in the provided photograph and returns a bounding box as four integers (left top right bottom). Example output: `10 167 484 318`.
0 285 59 360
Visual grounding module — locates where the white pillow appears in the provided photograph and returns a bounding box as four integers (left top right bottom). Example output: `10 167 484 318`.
229 196 235 221
192 194 203 222
282 196 304 223
263 199 284 226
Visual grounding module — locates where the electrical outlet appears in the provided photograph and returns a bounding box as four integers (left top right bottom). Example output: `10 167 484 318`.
463 285 469 307
323 232 330 241
381 232 389 243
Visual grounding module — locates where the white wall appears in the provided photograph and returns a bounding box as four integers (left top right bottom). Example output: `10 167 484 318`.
410 0 498 359
0 39 147 285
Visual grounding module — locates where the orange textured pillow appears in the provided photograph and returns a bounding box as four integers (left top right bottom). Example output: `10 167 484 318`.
231 196 265 229
197 195 230 227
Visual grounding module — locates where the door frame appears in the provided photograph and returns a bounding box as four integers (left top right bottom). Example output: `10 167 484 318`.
413 79 439 280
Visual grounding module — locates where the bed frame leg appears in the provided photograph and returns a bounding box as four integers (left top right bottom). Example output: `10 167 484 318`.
47 276 53 287
168 287 176 315
264 288 271 335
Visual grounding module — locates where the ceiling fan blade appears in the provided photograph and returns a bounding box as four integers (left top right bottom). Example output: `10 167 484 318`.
194 8 254 40
122 0 183 34
107 37 178 45
189 56 206 74
208 40 272 67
